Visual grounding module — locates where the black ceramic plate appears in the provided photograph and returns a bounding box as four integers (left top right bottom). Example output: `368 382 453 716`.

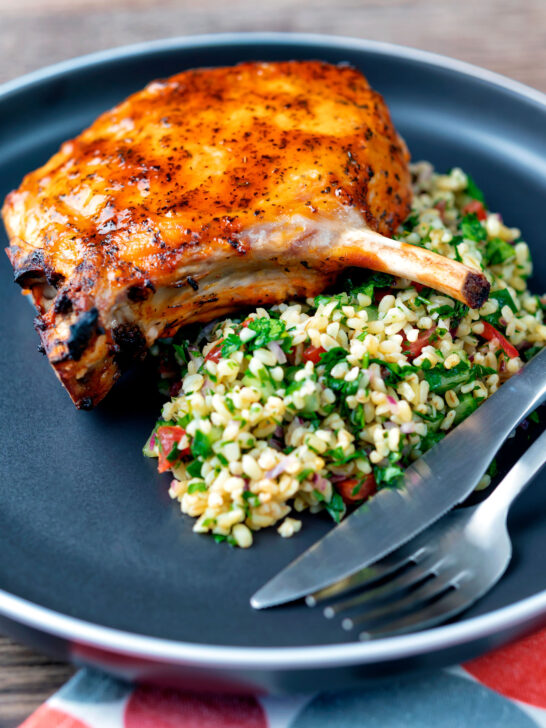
0 34 545 693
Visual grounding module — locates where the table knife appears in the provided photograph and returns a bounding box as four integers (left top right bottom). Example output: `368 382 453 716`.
251 347 546 609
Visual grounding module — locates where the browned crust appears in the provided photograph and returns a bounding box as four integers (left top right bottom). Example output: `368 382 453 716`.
2 60 413 408
463 271 491 309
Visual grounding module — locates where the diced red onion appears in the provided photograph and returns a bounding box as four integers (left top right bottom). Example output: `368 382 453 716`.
387 395 397 406
265 457 294 479
267 340 287 364
401 422 415 434
312 473 330 492
201 377 214 395
268 425 285 451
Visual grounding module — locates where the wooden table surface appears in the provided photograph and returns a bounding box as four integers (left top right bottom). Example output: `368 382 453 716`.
0 0 545 724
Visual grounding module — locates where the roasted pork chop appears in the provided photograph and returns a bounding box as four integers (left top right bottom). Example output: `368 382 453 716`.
2 61 489 408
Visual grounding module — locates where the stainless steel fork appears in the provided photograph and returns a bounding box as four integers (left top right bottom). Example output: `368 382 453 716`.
307 427 546 640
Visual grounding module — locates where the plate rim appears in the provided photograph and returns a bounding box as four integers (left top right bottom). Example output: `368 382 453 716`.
1 31 545 670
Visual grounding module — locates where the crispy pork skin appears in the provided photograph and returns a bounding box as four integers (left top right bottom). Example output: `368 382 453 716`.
2 61 488 408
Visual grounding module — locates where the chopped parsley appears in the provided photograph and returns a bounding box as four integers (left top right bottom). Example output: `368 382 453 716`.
461 213 487 242
451 301 469 329
247 317 288 349
483 289 517 327
424 361 494 394
374 453 404 489
221 334 242 357
465 174 486 203
369 358 416 386
485 238 515 266
186 459 203 478
324 490 347 523
190 429 213 458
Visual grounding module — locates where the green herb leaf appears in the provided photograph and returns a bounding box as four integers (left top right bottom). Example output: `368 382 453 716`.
369 358 417 386
424 362 471 394
419 429 446 453
242 491 260 512
485 238 515 266
452 393 479 426
166 442 182 463
424 361 494 394
461 213 487 242
326 447 369 466
451 301 469 329
186 460 203 478
247 317 287 349
325 491 346 523
400 211 420 232
483 289 517 327
374 453 404 489
190 429 213 458
187 481 207 494
465 174 486 203
317 347 348 374
487 458 498 478
523 345 543 362
221 334 242 357
450 234 464 262
173 342 189 365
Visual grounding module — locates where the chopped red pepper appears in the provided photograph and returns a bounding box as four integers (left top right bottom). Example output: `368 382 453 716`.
480 322 519 359
302 345 326 365
434 199 447 221
462 199 487 221
205 320 250 361
336 474 377 505
156 425 190 473
373 287 394 304
402 327 437 359
205 341 223 362
413 282 426 293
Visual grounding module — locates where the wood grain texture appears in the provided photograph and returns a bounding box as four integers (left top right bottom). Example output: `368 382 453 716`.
0 636 74 727
0 1 544 725
0 0 545 90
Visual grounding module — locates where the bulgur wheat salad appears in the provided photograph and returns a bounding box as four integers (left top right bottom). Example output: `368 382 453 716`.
144 163 546 548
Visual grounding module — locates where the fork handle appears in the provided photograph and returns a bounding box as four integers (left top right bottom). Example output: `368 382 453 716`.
484 428 546 518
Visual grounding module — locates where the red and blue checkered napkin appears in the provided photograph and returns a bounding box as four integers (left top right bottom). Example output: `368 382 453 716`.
19 627 546 727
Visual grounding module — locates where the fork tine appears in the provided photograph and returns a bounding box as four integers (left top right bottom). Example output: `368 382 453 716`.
307 542 435 607
323 552 448 618
357 580 475 639
343 568 470 631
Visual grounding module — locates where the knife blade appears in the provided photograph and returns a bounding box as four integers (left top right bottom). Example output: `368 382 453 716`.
251 347 546 609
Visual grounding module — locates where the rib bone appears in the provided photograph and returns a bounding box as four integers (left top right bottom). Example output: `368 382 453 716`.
335 228 489 308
